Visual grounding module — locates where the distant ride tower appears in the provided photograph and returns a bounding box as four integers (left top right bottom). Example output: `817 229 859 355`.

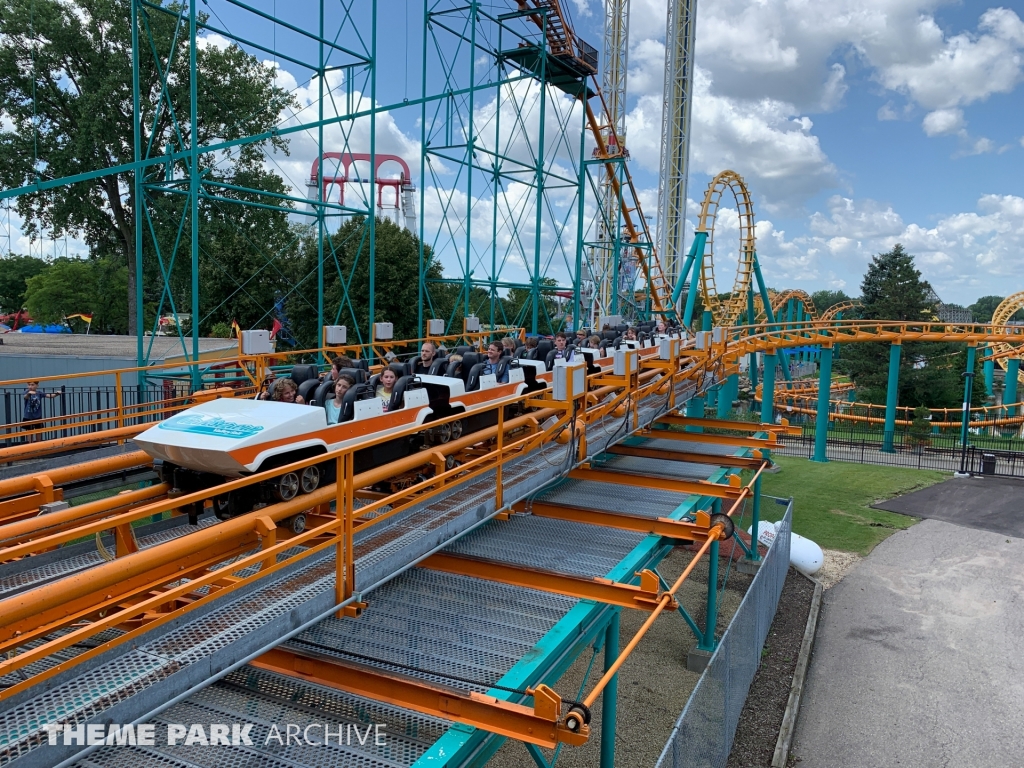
593 0 631 323
657 0 699 296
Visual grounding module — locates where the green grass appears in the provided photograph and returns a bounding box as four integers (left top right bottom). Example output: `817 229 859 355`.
745 457 948 555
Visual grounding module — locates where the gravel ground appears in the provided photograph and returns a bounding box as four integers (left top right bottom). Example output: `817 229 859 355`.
726 568 816 768
487 545 754 768
816 548 861 590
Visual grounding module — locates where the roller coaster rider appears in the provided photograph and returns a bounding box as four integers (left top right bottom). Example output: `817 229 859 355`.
482 342 510 383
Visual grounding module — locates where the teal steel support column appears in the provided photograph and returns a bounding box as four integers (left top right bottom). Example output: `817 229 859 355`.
600 610 620 768
961 344 977 447
367 3 379 351
671 232 706 308
572 107 586 341
698 511 720 652
747 475 762 562
188 0 201 392
796 305 805 363
531 14 546 332
717 373 738 418
813 344 833 462
682 242 703 328
751 253 792 381
761 352 776 423
316 2 325 362
1005 359 1020 417
983 346 994 396
131 0 145 387
881 342 902 453
747 286 758 389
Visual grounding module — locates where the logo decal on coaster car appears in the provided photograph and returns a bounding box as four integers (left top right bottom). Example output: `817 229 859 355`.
158 414 264 439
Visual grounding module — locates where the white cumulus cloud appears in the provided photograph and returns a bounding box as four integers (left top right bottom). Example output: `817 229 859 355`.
922 108 965 137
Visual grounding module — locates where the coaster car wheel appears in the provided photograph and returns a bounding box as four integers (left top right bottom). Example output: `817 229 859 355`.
300 465 320 494
272 472 300 502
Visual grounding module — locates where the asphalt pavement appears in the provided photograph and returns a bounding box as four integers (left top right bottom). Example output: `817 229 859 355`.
873 474 1024 539
791 518 1024 768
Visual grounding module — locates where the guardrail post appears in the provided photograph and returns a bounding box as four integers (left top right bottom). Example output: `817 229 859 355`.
115 371 125 431
881 341 901 453
3 392 11 448
496 407 504 509
812 344 833 462
600 609 620 768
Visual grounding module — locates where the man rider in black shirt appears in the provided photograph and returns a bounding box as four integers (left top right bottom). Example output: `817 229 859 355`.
411 341 438 376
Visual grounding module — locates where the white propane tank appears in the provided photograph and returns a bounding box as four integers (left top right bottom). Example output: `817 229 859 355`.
748 521 824 577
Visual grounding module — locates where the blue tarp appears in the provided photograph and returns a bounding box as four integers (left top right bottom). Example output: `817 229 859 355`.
17 324 71 334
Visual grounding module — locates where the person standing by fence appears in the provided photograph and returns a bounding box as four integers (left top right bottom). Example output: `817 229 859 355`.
22 381 57 443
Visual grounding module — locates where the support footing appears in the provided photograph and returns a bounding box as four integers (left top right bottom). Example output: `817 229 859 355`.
686 647 714 673
736 559 762 575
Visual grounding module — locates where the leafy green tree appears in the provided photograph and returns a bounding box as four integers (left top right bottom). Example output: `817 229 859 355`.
289 217 442 348
810 289 852 314
0 254 48 314
969 295 1024 323
502 278 561 333
190 172 302 334
0 0 295 334
838 244 969 410
24 256 129 332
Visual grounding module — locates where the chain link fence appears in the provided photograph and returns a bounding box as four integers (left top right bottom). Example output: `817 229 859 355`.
655 497 793 768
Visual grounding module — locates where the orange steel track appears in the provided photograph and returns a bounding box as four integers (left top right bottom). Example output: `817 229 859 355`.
0 317 1021 750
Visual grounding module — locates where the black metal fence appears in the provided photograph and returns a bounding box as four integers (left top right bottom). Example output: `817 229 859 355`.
1 383 185 445
774 425 1024 477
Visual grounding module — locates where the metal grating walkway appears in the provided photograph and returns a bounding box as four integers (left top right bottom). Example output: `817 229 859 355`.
2 376 712 768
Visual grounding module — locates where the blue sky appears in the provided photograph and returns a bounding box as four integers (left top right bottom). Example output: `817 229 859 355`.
579 0 1024 305
6 0 1022 308
246 0 1024 305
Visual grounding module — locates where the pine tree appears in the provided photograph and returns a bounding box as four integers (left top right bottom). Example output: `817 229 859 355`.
857 244 932 322
839 244 971 411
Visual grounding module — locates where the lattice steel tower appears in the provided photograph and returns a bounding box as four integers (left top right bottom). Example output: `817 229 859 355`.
657 0 699 292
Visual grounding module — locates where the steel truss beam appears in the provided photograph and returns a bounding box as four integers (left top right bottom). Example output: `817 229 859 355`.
641 427 779 450
252 647 590 749
421 551 674 611
567 466 744 498
605 444 769 469
519 500 719 543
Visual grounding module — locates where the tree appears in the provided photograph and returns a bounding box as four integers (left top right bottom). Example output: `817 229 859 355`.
503 278 560 333
24 256 129 333
838 244 967 410
810 289 852 314
0 254 49 313
908 406 932 447
969 295 1024 324
192 171 302 334
0 0 294 335
857 245 932 322
288 217 443 348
